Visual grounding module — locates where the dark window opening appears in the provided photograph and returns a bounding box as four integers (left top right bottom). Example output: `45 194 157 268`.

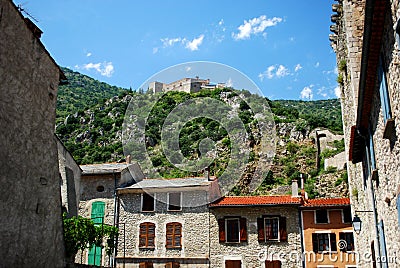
343 207 352 223
142 193 155 212
315 209 328 223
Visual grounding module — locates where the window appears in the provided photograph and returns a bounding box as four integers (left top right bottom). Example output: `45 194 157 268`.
165 262 180 268
139 222 155 248
166 222 182 249
225 260 241 268
218 217 247 243
339 232 355 252
257 216 287 242
362 131 377 185
315 210 329 224
142 193 155 212
342 207 352 223
265 260 281 268
378 57 392 125
312 233 337 252
139 262 154 268
168 192 182 211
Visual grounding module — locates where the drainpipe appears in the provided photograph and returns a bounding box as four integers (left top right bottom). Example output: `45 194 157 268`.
112 171 118 268
369 176 383 268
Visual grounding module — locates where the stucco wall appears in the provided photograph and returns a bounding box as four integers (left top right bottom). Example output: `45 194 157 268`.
0 0 65 266
302 209 356 268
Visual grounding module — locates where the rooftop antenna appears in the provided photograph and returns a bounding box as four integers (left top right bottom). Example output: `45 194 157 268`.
17 2 39 23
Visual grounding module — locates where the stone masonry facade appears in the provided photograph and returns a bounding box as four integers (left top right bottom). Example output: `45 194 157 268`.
209 206 301 268
332 0 400 267
116 190 210 267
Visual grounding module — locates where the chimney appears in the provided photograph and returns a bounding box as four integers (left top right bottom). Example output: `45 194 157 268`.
204 167 211 181
126 155 131 164
300 173 306 199
292 179 299 197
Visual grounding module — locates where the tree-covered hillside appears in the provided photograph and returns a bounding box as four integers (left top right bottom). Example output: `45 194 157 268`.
55 67 346 196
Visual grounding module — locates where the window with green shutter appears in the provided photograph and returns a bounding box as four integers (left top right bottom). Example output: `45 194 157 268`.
88 201 105 266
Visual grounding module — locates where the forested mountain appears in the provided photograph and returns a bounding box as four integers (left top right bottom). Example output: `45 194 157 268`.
55 67 346 197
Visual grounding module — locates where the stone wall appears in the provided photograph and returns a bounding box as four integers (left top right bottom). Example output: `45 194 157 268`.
209 206 301 268
77 174 118 267
58 137 82 217
0 0 66 266
333 0 400 266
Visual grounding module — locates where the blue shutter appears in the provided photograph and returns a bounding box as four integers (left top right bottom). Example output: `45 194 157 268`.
378 58 392 123
378 220 388 268
369 131 376 171
397 195 400 229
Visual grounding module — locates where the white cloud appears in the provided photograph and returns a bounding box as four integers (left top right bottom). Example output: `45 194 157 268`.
334 86 341 98
219 19 224 26
259 64 291 81
232 15 282 40
82 62 114 77
276 65 289 78
185 34 204 51
86 52 92 57
161 37 182 47
315 62 320 68
300 86 313 100
152 47 159 54
289 37 295 42
185 66 192 72
294 64 302 72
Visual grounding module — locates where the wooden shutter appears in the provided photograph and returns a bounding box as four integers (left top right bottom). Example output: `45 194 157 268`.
140 263 153 268
139 222 155 248
166 222 181 248
240 218 247 242
165 262 180 268
312 233 318 252
225 260 241 268
330 233 337 251
279 217 287 242
257 218 265 242
265 260 281 268
218 219 226 242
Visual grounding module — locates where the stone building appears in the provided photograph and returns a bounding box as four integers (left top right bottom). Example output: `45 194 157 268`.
209 195 303 268
57 135 82 217
149 77 224 94
78 162 143 267
115 177 215 267
300 198 356 268
0 0 68 266
331 0 400 266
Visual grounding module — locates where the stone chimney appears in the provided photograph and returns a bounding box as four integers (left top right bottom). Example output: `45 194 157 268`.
292 179 299 197
204 167 211 181
126 155 131 164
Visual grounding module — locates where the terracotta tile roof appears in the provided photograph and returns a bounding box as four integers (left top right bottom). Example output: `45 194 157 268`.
209 195 303 207
302 197 350 208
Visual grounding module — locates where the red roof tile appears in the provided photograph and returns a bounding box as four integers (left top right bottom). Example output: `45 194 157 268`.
302 197 350 208
209 195 303 207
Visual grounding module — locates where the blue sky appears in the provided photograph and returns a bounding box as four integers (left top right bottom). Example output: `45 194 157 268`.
19 0 339 100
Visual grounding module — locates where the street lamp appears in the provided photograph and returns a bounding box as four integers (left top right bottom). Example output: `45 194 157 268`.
352 210 373 234
352 214 362 234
